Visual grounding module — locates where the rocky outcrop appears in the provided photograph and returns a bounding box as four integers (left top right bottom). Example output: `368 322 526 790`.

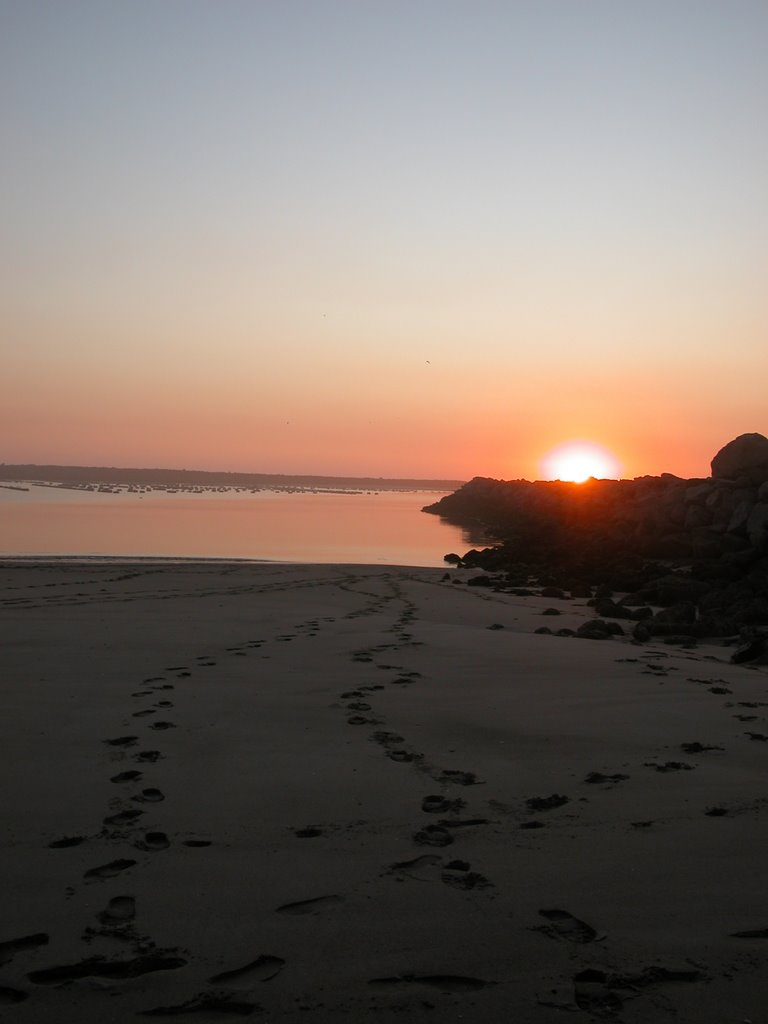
426 472 768 564
425 434 768 565
424 435 768 648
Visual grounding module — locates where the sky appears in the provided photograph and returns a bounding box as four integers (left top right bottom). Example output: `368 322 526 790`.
2 0 766 481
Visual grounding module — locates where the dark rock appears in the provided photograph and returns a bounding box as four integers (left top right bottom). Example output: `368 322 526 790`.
652 601 697 626
747 503 768 551
634 576 710 607
731 633 767 664
629 606 653 620
594 598 633 619
541 586 566 599
712 433 768 484
542 607 561 616
444 553 462 565
576 619 624 640
466 575 492 587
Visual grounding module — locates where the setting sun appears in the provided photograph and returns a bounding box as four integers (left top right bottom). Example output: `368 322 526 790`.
541 442 621 483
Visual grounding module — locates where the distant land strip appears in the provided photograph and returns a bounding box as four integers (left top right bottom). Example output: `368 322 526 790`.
0 464 464 492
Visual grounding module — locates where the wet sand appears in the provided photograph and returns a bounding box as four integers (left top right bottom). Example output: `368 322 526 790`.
1 560 767 1022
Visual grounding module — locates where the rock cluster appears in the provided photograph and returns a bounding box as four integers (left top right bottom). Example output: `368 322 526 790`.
424 434 768 657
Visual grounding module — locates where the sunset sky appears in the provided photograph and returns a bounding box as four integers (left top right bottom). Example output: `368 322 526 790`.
2 1 766 481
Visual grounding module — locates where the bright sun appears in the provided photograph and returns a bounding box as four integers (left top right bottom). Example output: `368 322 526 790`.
541 442 621 483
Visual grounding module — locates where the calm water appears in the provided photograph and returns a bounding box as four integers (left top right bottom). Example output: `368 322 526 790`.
0 484 473 567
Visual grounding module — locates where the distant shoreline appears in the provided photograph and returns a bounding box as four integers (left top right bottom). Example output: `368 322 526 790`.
0 463 464 493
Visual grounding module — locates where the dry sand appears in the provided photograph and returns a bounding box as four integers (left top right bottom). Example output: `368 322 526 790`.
1 560 767 1022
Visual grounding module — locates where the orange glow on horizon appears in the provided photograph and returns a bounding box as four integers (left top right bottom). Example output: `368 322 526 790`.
540 442 622 483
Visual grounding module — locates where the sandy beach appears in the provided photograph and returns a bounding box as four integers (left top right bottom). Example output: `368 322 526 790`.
1 560 767 1022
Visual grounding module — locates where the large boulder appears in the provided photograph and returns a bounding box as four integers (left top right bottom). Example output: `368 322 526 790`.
711 433 768 484
746 503 768 551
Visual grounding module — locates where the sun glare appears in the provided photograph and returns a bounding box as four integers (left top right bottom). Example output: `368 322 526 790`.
541 442 621 483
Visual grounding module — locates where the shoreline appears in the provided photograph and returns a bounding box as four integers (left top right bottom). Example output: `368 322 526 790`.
2 561 767 1021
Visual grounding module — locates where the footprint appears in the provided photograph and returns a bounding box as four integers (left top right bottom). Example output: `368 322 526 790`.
368 974 490 992
139 995 259 1016
644 762 693 772
584 772 630 785
182 839 212 848
571 965 700 1013
439 769 481 786
98 895 136 924
103 809 144 826
0 987 28 1004
294 828 323 838
48 836 86 848
572 969 623 1014
133 788 165 803
133 709 157 718
438 818 489 829
421 795 465 814
134 750 164 763
136 832 170 851
681 742 724 753
388 854 442 881
729 927 768 938
0 933 49 966
29 955 186 984
111 770 143 784
388 750 417 763
156 700 174 708
103 736 138 748
84 858 137 880
275 895 343 915
372 731 405 746
526 794 569 812
441 867 493 891
538 908 598 943
413 825 453 847
209 954 286 986
150 721 176 730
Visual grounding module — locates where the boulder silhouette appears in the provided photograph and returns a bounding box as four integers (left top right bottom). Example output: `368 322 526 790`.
711 433 768 483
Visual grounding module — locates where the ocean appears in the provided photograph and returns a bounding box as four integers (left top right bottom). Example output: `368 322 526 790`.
0 483 473 567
